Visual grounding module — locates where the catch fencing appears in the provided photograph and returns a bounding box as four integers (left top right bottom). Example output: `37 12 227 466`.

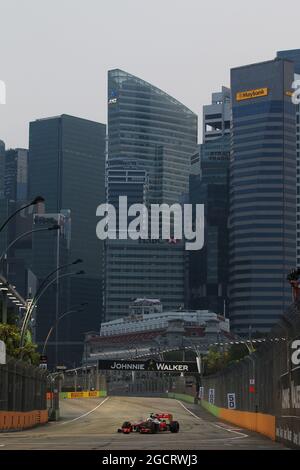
0 356 47 412
200 301 300 448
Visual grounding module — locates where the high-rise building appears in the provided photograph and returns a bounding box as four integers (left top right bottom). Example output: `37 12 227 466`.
108 69 197 205
0 140 5 197
0 199 9 257
189 88 230 314
277 50 300 267
229 58 296 334
106 159 148 214
0 142 34 301
31 212 71 366
277 49 300 73
105 70 197 321
202 87 231 142
29 114 106 365
0 140 6 254
4 148 28 202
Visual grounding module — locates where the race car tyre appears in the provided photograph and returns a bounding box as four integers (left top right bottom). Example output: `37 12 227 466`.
122 421 132 428
150 422 159 434
169 421 180 433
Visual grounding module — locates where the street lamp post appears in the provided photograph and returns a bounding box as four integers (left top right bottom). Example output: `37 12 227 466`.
0 225 60 264
19 258 83 342
34 258 83 302
184 338 203 401
42 303 88 356
19 270 85 351
29 257 82 364
0 225 60 281
0 196 45 234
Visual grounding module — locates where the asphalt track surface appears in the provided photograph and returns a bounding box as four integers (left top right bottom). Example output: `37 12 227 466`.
0 396 287 450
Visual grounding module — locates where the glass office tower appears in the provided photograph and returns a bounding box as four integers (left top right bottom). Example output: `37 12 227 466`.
229 58 296 334
189 88 230 314
4 148 28 202
0 140 5 197
29 115 106 365
108 69 197 205
106 70 197 320
277 50 300 267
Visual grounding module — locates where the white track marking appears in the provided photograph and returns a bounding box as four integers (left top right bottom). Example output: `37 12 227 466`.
177 400 204 421
213 423 248 438
0 444 5 447
176 400 248 440
60 397 110 425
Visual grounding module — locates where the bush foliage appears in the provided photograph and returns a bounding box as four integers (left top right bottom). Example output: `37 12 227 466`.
0 323 40 365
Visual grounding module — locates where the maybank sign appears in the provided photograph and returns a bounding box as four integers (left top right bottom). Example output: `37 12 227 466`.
236 87 268 101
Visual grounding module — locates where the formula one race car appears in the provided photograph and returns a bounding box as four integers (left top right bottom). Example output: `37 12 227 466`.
117 413 179 434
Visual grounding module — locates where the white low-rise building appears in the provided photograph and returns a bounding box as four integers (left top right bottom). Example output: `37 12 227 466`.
100 308 230 337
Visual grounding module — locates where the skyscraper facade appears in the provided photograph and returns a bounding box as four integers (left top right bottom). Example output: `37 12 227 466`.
31 211 71 366
105 70 197 321
0 141 34 301
108 69 197 205
0 141 6 254
229 58 296 334
106 159 148 216
277 50 300 267
189 88 230 314
277 49 300 73
4 148 28 202
29 115 106 364
0 140 5 197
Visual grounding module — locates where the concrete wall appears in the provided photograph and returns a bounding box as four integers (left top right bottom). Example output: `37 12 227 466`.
0 410 48 432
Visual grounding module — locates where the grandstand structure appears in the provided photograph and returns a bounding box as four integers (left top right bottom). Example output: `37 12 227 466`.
83 302 231 363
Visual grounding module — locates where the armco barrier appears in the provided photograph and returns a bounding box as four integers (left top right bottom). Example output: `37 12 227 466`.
198 301 300 449
0 410 48 432
208 401 275 440
168 394 275 440
60 390 107 399
0 356 49 431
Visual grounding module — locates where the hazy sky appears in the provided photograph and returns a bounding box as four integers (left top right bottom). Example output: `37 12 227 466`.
1 0 300 148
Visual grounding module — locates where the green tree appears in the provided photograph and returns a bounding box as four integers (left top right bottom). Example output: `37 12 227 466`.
0 323 39 365
203 343 252 375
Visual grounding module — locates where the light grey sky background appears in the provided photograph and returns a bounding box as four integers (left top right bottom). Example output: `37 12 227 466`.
0 0 300 148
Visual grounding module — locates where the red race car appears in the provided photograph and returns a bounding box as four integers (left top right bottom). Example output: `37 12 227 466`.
117 413 180 434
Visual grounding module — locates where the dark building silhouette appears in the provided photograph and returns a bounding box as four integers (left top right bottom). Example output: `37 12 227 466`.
29 115 106 365
276 50 300 268
189 88 230 314
229 58 296 334
4 148 28 202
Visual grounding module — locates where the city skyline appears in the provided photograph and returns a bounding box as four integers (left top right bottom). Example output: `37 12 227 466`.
1 0 300 148
1 3 300 452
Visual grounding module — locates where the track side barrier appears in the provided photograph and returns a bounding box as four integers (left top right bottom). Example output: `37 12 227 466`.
0 410 48 432
200 397 275 440
60 390 107 399
167 393 275 440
